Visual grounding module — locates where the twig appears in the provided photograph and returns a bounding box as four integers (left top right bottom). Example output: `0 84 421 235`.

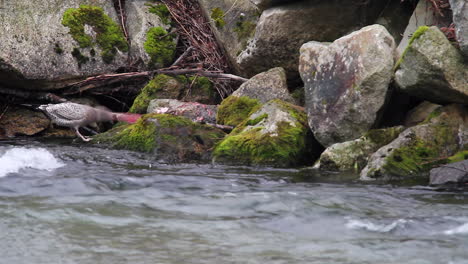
171 46 194 67
0 105 9 122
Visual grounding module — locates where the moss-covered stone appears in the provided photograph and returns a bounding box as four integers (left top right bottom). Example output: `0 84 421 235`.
447 151 468 163
216 96 261 127
182 76 217 104
144 26 176 68
361 104 468 181
146 3 171 25
213 99 321 167
94 113 226 162
210 7 225 28
234 18 256 41
394 26 429 70
129 74 183 114
62 5 129 64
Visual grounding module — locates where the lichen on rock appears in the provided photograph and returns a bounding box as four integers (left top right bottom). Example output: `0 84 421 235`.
62 5 129 64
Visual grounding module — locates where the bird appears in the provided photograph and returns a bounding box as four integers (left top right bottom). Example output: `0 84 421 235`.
39 102 141 141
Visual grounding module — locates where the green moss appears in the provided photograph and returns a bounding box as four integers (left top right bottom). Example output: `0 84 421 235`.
129 74 181 114
291 88 305 106
146 3 171 25
447 151 468 163
246 113 268 126
394 26 430 70
216 96 261 127
210 8 225 28
62 5 128 64
234 19 256 40
71 48 89 67
382 123 455 176
144 27 176 68
364 127 403 145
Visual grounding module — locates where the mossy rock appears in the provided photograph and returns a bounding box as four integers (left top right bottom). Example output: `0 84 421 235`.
181 76 218 104
129 74 183 114
62 5 128 64
144 26 176 68
94 113 226 162
213 99 322 167
361 104 468 181
146 3 172 25
394 26 429 70
216 96 261 127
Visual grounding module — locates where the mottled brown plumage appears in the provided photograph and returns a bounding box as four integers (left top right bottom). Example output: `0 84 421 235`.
39 102 140 141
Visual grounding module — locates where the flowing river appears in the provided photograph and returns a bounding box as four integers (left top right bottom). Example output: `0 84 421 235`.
1 139 467 264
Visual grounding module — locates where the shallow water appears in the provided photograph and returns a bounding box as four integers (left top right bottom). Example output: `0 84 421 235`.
1 139 468 264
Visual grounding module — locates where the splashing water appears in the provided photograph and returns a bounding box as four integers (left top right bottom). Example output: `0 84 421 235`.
0 147 64 177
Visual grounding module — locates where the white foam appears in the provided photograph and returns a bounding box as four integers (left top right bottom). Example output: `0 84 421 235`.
0 147 65 177
444 223 468 235
345 218 409 233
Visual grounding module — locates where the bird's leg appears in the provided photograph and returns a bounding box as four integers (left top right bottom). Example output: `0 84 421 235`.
74 127 92 142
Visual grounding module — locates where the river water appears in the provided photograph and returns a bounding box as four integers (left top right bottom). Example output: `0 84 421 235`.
0 139 467 264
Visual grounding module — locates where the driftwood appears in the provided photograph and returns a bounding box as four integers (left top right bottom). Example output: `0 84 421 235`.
62 67 248 95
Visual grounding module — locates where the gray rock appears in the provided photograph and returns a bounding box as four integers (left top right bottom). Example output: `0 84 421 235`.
395 26 468 104
198 0 259 71
0 0 168 90
449 0 468 58
126 0 171 69
315 126 404 172
299 24 396 147
360 104 468 181
237 1 373 79
232 67 294 104
430 160 468 185
0 107 50 138
148 99 218 124
403 101 441 127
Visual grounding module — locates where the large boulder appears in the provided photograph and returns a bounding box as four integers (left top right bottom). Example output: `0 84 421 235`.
449 0 468 58
430 159 468 186
395 26 468 104
148 99 218 124
0 107 50 138
231 67 295 104
237 1 391 79
360 104 468 181
299 24 396 147
315 126 404 172
94 113 226 162
216 96 261 127
213 99 322 167
0 0 171 90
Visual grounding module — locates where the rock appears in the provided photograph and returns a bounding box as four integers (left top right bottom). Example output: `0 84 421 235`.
0 0 171 90
403 101 441 127
430 160 468 186
198 0 259 71
396 0 449 55
126 1 173 69
232 67 294 104
250 0 301 11
94 113 226 163
0 107 50 138
216 96 261 127
130 74 216 114
315 126 404 172
129 74 184 114
395 26 468 104
213 99 322 167
374 0 415 44
449 0 468 58
148 99 217 124
237 1 390 79
299 24 396 147
360 104 468 181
